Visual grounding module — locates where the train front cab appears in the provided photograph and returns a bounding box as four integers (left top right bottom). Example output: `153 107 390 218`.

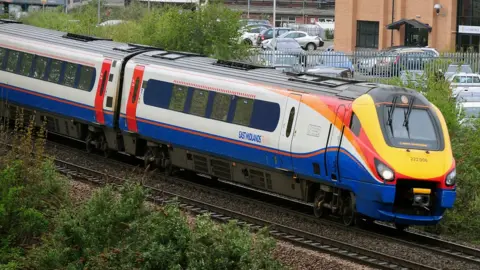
350 87 456 228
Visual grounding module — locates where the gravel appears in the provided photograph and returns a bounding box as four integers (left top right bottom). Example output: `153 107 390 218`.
274 241 376 270
38 140 480 270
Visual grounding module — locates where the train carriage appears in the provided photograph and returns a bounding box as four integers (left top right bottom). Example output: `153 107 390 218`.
0 20 457 229
0 20 154 153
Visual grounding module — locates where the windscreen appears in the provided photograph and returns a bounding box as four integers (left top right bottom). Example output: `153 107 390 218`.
383 106 440 150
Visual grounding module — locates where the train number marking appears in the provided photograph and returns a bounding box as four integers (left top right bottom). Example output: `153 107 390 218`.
410 157 428 162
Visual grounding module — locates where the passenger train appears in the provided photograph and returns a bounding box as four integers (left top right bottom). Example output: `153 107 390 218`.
0 20 456 229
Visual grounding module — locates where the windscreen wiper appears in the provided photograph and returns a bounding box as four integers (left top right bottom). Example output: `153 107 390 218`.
387 96 398 136
403 96 415 137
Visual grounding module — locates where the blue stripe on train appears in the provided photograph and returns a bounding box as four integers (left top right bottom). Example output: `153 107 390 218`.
118 115 377 184
0 83 115 127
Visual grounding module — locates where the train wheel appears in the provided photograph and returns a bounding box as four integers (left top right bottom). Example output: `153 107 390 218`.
85 133 94 153
144 147 155 170
342 194 355 226
164 159 173 176
100 135 110 158
313 190 326 218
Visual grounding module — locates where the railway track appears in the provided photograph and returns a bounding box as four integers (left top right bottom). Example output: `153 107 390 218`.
3 135 480 269
52 157 434 270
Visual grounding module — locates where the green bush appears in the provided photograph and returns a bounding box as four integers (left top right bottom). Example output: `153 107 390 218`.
21 1 250 60
0 110 70 266
24 183 284 269
0 110 283 269
381 66 480 240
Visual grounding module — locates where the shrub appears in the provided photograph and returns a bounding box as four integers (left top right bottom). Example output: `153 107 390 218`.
0 110 70 266
21 1 250 60
24 183 284 269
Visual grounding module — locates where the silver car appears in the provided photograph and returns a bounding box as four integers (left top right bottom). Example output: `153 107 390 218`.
278 31 324 51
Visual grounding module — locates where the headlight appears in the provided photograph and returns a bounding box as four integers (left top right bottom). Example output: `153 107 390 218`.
446 168 456 186
374 158 395 181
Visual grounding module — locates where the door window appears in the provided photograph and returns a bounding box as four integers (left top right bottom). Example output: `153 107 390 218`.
286 107 295 138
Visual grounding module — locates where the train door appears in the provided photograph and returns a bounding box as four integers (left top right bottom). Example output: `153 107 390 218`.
326 104 347 181
125 65 145 133
93 59 113 125
277 93 302 172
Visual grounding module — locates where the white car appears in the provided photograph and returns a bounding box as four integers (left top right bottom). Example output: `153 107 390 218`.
239 25 270 47
277 31 324 51
448 72 480 93
457 100 480 127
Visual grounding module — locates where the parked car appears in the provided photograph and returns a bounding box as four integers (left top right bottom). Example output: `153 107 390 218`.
239 25 271 46
457 98 480 127
383 46 440 57
447 73 480 93
452 86 480 99
256 27 292 46
444 64 473 79
316 52 354 74
261 38 306 71
456 89 480 102
357 48 434 77
277 30 324 51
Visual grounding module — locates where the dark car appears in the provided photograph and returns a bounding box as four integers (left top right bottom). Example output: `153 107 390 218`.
256 27 292 46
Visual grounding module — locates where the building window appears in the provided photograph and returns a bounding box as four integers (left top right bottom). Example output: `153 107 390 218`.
356 21 379 48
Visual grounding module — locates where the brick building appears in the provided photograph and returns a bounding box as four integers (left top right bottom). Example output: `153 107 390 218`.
333 0 480 52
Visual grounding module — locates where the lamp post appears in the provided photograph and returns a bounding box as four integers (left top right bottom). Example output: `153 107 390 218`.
247 0 250 18
272 0 276 66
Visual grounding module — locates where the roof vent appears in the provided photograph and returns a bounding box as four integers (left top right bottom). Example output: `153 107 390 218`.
113 43 163 53
62 33 112 42
151 50 204 60
0 19 22 24
213 59 269 70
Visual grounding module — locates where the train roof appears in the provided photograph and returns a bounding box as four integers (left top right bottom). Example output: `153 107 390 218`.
133 51 386 100
0 20 147 59
0 20 392 100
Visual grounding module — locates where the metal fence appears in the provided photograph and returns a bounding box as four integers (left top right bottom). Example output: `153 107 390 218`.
247 49 480 83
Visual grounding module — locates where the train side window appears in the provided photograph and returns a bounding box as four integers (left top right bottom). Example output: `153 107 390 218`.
47 59 63 83
33 56 48 80
5 50 20 72
19 53 34 76
78 66 94 91
350 112 361 137
210 93 232 121
232 97 254 126
189 88 209 117
286 107 295 138
131 78 140 103
63 63 77 87
169 84 188 112
0 48 5 69
250 100 280 132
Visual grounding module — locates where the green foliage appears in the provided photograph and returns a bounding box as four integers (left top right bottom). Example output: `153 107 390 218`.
381 65 480 240
0 110 70 267
21 1 250 59
24 184 284 269
324 29 334 40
